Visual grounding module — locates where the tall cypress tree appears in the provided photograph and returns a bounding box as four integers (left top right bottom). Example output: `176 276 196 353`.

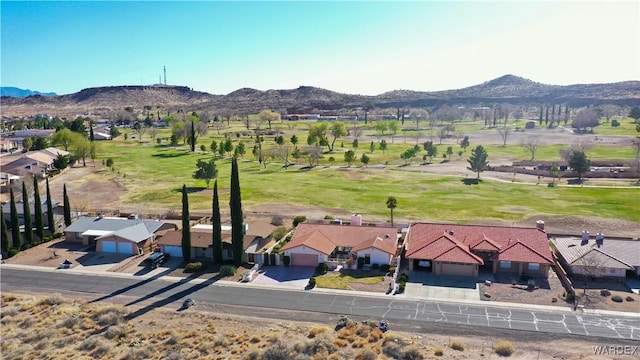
212 180 223 264
9 188 21 249
33 176 44 241
190 120 196 152
63 184 71 226
46 177 55 235
1 210 9 256
181 184 191 262
230 158 244 266
22 182 33 245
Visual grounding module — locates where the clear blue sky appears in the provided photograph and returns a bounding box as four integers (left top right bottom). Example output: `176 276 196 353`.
2 1 639 96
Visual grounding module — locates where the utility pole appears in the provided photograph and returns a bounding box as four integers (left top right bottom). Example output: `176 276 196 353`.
163 66 167 85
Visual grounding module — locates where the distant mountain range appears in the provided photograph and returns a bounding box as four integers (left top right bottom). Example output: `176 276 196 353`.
2 75 639 117
1 87 57 98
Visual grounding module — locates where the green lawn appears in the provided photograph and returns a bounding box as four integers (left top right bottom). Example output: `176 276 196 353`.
314 271 385 290
93 122 640 224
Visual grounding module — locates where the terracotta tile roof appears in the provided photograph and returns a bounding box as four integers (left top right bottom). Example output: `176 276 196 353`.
469 234 501 251
406 223 552 264
352 235 398 255
489 241 553 264
281 223 398 255
407 233 482 264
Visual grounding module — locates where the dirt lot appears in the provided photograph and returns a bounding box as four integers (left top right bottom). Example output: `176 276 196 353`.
2 291 639 360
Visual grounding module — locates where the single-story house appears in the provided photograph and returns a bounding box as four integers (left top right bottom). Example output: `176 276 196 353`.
2 198 60 231
551 233 640 280
64 216 175 255
1 148 70 179
405 222 553 277
280 221 399 267
157 220 278 263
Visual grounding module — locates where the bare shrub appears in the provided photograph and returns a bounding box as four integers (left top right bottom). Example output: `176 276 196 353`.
93 305 127 326
37 293 64 306
308 326 330 338
303 332 335 355
19 316 37 329
333 338 349 348
244 350 260 360
383 331 409 345
434 348 444 356
450 340 464 351
494 341 515 356
77 336 102 351
368 328 383 342
105 325 127 340
270 216 284 226
162 352 185 360
355 348 378 360
213 335 229 347
382 342 402 358
262 340 290 360
403 345 425 359
60 314 80 329
120 346 153 360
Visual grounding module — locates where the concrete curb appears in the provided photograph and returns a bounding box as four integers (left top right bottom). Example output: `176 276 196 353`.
3 263 639 318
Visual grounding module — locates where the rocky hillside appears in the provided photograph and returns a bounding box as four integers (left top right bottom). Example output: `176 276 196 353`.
2 75 639 117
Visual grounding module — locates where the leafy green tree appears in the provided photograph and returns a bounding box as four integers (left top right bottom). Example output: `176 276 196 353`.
33 177 44 241
344 150 356 167
423 141 438 162
360 153 370 167
32 136 49 150
52 153 69 171
550 163 560 184
290 134 298 149
629 106 640 122
223 137 234 156
89 125 95 141
352 138 359 149
9 188 21 248
275 136 284 145
568 151 591 180
212 180 223 264
193 159 218 188
46 178 55 235
328 122 348 152
51 128 75 151
467 145 489 179
369 141 375 153
446 146 454 160
460 136 470 152
63 184 71 226
307 122 329 149
181 184 191 262
388 121 400 137
235 142 246 158
374 121 388 136
210 140 218 154
73 135 91 166
386 196 397 226
379 140 387 154
22 182 33 245
230 158 244 266
1 210 9 256
22 137 33 152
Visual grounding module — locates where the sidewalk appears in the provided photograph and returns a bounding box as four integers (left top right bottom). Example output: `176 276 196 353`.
3 263 639 318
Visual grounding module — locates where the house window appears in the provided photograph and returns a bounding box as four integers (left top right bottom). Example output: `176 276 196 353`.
500 261 512 269
528 263 540 271
364 254 371 265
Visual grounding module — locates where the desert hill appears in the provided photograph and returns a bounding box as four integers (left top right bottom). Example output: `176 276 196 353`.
2 75 639 117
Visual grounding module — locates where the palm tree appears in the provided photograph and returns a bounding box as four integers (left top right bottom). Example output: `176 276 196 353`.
386 196 397 226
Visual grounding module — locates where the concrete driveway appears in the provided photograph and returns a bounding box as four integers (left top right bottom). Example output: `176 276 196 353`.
404 271 482 301
252 265 315 289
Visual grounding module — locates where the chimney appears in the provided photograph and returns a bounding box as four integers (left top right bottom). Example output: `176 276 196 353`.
596 232 604 247
351 214 362 226
536 220 545 231
581 230 589 244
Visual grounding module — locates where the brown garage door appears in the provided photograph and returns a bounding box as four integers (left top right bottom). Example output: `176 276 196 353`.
291 253 318 267
441 263 474 277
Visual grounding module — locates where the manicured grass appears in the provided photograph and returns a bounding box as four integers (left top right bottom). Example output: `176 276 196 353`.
97 138 640 223
314 271 385 290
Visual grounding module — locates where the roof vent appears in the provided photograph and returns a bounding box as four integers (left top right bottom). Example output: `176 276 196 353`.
385 234 390 238
449 230 454 236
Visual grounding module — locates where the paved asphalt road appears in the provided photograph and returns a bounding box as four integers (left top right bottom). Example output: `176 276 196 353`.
2 267 639 341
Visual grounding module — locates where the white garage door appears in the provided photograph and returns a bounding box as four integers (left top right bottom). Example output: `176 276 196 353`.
101 241 117 253
441 263 474 277
291 253 318 267
118 242 134 254
163 245 183 258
